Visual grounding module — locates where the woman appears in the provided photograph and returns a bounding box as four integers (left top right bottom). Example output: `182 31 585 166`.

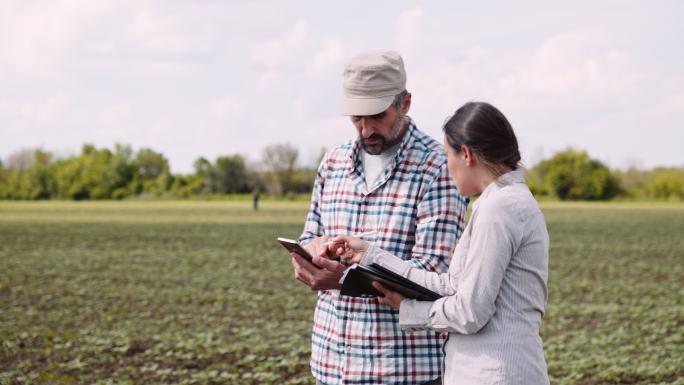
322 102 550 384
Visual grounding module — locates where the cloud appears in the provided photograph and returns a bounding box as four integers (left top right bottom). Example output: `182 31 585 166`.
0 0 112 75
500 29 644 98
1 2 682 173
396 6 426 55
307 37 344 75
248 20 311 88
209 96 245 119
250 20 309 69
0 95 73 123
123 4 215 56
299 115 354 165
99 101 130 117
665 92 684 113
400 27 683 171
406 28 653 121
660 76 684 114
409 47 499 124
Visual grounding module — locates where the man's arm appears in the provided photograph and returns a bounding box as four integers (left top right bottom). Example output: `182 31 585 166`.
410 160 468 272
292 153 346 290
298 158 325 245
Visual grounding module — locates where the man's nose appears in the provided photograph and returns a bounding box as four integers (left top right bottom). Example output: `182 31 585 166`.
360 118 375 138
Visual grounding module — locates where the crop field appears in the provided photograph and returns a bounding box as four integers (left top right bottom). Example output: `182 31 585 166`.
0 201 683 385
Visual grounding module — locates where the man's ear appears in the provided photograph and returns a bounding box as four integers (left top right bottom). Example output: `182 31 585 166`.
400 92 412 115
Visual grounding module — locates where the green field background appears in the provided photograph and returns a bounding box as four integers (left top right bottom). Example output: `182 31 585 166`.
1 201 683 385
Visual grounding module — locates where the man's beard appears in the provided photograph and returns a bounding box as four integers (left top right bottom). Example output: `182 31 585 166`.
360 115 406 155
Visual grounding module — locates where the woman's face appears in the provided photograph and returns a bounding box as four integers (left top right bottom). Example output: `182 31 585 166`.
444 135 476 197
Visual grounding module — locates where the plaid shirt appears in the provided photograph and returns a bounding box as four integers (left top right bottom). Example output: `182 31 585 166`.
300 118 468 385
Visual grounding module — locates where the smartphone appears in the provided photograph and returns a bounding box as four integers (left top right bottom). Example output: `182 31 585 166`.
277 237 315 263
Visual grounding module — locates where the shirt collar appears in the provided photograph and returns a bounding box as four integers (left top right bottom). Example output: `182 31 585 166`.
477 169 526 201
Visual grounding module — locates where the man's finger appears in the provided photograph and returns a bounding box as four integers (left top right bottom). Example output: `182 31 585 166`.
292 258 305 280
293 253 319 272
292 262 311 286
320 240 340 257
312 255 345 273
305 236 327 256
295 274 309 286
292 255 317 283
331 235 352 244
319 246 336 258
292 255 308 275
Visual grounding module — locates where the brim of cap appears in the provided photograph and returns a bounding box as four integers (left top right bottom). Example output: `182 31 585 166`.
340 95 394 116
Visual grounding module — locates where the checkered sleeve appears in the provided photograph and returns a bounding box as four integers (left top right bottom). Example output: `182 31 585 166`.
409 159 468 272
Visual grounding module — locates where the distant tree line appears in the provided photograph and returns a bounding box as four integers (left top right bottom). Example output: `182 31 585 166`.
0 145 682 201
526 149 684 200
0 143 319 200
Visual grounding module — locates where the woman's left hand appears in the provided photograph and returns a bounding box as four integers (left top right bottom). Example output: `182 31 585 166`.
372 282 406 309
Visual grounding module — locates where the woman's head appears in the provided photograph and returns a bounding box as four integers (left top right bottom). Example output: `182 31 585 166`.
442 102 521 195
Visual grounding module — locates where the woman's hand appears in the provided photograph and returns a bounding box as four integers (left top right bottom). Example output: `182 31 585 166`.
322 235 370 264
372 282 405 309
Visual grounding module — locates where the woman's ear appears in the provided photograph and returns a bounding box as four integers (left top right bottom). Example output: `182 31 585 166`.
462 145 475 166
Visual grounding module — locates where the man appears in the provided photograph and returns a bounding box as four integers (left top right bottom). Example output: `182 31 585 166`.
292 51 468 385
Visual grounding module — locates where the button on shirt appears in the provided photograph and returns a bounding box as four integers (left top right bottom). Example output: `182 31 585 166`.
299 118 468 385
362 170 550 385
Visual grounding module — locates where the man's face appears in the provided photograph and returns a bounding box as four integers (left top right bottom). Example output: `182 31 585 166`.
351 105 406 155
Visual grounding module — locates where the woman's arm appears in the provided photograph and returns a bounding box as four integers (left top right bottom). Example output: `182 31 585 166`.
327 236 458 296
362 244 457 296
400 213 523 334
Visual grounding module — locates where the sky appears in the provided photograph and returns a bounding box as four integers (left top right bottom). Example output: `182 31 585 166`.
1 0 683 173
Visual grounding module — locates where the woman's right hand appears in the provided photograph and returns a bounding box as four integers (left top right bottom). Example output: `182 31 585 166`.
323 235 370 264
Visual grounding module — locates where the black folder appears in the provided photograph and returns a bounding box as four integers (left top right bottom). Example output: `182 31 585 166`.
339 263 441 301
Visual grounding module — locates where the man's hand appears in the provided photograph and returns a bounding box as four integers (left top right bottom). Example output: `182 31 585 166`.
291 236 346 290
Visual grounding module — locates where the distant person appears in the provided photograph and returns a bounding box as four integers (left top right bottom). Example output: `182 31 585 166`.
252 189 260 211
329 102 551 385
290 50 468 385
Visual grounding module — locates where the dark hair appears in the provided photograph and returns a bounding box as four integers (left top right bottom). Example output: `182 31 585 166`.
392 90 408 110
442 101 521 176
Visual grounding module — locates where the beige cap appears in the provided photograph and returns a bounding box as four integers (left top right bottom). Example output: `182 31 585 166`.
340 51 406 116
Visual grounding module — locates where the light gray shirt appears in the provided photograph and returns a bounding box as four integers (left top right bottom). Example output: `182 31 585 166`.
362 170 550 385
